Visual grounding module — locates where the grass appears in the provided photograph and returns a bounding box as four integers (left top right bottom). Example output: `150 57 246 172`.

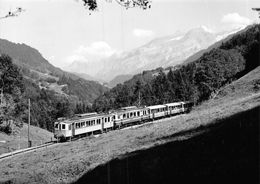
0 67 259 184
0 124 54 155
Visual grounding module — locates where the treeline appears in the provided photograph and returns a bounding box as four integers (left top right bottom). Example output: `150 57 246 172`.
93 24 259 112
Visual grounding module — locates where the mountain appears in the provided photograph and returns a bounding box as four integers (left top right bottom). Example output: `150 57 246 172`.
64 60 102 79
67 26 244 82
108 74 133 88
97 26 247 81
183 26 247 65
0 38 108 104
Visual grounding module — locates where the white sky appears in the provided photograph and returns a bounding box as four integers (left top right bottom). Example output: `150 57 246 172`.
0 0 259 68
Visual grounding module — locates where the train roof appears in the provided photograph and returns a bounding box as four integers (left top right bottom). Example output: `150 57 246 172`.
115 106 148 114
164 102 183 106
58 112 114 124
75 112 98 117
120 106 138 110
147 104 166 110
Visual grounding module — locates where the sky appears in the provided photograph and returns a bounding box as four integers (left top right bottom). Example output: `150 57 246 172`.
0 0 259 69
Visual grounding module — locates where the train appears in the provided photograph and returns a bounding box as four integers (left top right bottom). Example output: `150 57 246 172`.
54 101 193 141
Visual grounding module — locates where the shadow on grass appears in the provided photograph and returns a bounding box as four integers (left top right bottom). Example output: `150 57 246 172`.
73 106 260 184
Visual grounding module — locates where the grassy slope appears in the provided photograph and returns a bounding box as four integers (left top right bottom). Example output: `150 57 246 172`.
0 124 54 155
0 67 259 184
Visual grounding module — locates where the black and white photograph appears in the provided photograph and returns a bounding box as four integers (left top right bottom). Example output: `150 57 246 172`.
0 0 259 183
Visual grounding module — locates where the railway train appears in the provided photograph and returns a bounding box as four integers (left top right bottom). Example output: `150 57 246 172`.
54 101 193 141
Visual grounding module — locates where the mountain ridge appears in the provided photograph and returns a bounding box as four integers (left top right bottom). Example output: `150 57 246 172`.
0 38 108 104
67 26 245 82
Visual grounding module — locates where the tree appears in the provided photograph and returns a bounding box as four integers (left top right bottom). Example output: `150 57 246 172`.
80 0 152 11
0 55 24 133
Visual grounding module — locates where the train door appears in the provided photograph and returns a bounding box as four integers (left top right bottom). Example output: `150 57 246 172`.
113 115 116 129
181 103 184 113
101 117 104 133
72 123 75 136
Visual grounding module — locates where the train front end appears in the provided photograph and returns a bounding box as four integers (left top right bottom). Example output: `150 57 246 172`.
54 120 73 141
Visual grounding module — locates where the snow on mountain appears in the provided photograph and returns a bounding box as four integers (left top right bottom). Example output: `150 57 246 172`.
67 26 244 82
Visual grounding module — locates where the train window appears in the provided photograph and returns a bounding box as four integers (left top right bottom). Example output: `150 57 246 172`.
127 113 129 118
123 114 126 119
108 117 110 122
69 125 71 130
62 124 66 130
55 124 58 129
137 111 140 116
105 118 107 123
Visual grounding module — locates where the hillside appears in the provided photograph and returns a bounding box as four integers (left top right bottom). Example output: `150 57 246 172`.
0 65 259 184
0 38 108 104
0 124 54 155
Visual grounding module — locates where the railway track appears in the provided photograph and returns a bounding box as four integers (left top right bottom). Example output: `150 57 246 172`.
0 142 56 161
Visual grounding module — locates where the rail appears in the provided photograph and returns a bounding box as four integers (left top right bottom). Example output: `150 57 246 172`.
0 142 55 160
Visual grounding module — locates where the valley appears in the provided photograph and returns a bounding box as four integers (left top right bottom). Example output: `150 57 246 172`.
0 2 259 183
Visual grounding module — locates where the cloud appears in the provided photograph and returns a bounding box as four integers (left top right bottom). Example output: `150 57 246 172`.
67 41 117 63
133 28 155 38
221 13 252 28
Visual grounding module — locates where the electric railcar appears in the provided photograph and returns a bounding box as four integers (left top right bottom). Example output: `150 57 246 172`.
54 101 192 140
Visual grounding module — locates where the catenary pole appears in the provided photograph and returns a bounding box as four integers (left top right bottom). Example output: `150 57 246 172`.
28 98 31 147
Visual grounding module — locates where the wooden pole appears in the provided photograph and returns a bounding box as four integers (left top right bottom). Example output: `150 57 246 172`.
28 98 31 147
